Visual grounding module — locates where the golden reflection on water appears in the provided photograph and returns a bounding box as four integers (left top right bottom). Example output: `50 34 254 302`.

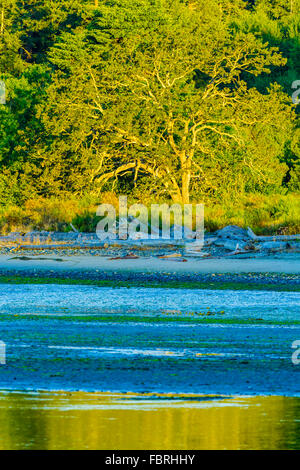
0 392 299 450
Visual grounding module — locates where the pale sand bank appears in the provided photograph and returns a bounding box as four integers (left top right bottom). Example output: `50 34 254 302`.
0 254 299 274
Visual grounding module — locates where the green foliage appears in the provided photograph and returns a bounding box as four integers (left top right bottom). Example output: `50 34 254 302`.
0 192 299 235
0 197 82 232
71 210 99 232
205 192 300 234
0 0 299 226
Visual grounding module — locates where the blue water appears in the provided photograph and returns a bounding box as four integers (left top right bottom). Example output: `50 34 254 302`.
1 284 299 319
0 284 299 396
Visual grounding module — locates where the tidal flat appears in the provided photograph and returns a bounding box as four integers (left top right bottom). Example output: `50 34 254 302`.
0 282 299 449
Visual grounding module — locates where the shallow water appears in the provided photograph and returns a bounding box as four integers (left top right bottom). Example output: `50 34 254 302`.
0 283 299 449
0 284 299 395
1 284 300 320
0 391 299 449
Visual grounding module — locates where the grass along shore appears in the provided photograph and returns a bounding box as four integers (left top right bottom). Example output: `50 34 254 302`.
0 193 299 236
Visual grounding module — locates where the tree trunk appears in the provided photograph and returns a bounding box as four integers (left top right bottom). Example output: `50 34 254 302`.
181 173 190 204
181 155 191 204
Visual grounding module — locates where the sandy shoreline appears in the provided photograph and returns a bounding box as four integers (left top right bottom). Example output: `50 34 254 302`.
1 254 300 274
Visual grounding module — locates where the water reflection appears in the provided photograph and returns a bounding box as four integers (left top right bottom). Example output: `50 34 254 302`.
0 392 299 449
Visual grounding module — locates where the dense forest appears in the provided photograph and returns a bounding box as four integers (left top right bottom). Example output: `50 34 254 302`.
0 0 299 233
